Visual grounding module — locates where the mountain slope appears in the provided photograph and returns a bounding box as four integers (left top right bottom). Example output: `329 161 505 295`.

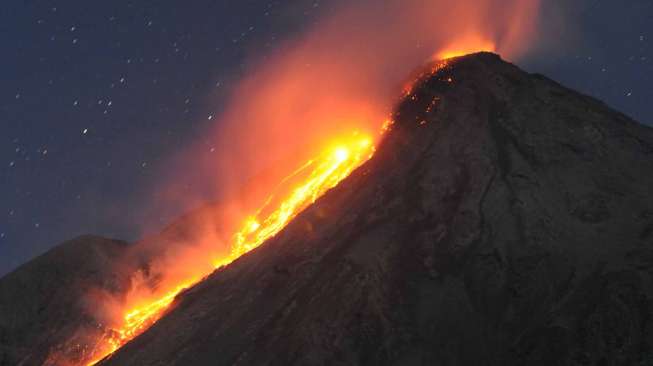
99 53 653 365
0 235 130 366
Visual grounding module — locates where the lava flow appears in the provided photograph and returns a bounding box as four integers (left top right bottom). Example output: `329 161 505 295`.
45 0 543 362
225 133 374 265
85 133 376 365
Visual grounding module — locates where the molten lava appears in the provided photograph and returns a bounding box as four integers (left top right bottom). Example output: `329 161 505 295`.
226 133 374 264
85 280 198 365
85 133 375 365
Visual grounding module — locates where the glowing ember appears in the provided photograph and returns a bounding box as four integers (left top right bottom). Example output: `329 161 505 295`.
85 133 375 365
403 60 450 97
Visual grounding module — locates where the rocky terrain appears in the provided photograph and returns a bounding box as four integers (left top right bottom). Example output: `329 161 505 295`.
3 52 653 365
0 236 130 366
102 53 653 365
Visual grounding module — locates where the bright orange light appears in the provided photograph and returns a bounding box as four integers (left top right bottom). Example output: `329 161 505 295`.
334 147 350 162
434 34 496 60
85 133 376 365
84 280 196 366
226 133 375 263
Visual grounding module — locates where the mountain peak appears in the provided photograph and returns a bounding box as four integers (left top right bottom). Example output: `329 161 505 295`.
3 54 653 366
98 55 653 365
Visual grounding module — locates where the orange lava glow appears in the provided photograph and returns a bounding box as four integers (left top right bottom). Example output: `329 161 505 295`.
225 133 374 264
85 133 375 365
435 34 497 60
85 280 197 365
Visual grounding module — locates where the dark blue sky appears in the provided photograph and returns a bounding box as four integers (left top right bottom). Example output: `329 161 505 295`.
1 0 651 276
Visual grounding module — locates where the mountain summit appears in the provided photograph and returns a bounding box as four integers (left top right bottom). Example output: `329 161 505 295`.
101 53 653 365
4 53 653 365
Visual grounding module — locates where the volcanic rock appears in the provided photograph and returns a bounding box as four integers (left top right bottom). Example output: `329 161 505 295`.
3 52 653 365
98 53 653 365
0 235 130 366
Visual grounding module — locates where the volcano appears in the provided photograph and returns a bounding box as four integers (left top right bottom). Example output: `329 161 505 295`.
3 52 653 365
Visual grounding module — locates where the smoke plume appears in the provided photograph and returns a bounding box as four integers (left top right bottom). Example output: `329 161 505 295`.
72 1 543 364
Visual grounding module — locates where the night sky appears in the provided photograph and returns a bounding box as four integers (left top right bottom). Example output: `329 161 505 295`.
1 0 651 276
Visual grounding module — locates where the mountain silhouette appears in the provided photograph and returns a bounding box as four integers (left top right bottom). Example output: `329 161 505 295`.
3 52 653 366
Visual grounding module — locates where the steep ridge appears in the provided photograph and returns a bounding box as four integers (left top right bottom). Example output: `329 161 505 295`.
98 53 653 365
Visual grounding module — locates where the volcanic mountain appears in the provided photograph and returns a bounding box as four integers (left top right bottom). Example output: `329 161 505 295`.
3 52 653 365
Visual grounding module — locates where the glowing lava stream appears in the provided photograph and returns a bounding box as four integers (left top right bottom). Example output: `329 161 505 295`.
224 134 374 265
86 132 376 365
